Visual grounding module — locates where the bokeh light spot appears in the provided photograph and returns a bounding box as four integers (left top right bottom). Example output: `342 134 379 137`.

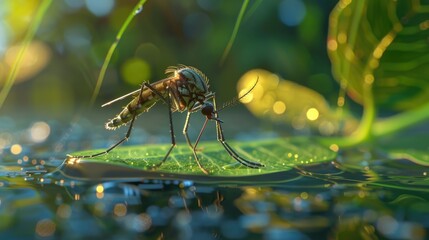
365 74 374 84
114 203 127 217
30 121 50 143
85 0 114 17
35 219 56 238
4 41 51 82
273 101 286 114
319 121 336 136
57 204 72 219
121 58 151 86
329 144 339 152
10 144 22 155
128 213 152 232
306 108 319 121
337 32 347 44
377 215 398 237
420 20 429 30
278 0 307 27
337 96 345 107
96 184 104 193
95 184 104 199
327 39 338 51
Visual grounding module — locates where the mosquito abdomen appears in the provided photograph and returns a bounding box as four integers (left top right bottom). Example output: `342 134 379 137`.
105 89 160 130
105 106 136 130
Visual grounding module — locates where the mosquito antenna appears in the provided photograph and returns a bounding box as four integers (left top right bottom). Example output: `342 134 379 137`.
217 77 259 112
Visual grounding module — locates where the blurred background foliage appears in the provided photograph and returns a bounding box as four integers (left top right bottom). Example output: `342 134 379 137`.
0 0 338 127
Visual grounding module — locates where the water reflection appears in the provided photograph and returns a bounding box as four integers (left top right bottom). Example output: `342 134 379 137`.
0 157 428 239
1 122 429 239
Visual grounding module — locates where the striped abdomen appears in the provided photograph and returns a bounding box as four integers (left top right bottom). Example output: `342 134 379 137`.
105 80 169 130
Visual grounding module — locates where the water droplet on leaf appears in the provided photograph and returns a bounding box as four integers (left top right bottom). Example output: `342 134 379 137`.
135 6 143 15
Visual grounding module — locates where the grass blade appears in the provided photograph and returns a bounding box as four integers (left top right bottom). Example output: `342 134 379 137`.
0 0 52 108
219 0 250 65
89 0 148 106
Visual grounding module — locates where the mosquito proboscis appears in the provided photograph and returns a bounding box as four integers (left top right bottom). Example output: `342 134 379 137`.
68 65 264 174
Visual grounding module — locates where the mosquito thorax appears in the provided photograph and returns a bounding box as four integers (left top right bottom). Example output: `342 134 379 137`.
177 67 209 94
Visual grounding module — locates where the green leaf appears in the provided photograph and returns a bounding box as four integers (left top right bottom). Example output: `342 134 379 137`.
62 138 336 181
328 0 429 111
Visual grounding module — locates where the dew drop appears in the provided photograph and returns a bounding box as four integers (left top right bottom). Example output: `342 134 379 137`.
135 6 143 15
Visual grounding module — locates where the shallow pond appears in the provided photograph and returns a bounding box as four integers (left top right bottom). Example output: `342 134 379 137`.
1 116 429 240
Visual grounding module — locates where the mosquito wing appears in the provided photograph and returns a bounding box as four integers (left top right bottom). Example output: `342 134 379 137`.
101 89 141 107
101 77 174 107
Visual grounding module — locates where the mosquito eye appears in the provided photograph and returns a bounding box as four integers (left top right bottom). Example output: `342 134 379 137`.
201 103 214 116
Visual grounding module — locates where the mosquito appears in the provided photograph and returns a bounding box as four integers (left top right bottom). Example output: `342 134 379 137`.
69 65 264 174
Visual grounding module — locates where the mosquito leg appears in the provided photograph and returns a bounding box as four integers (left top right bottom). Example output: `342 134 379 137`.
183 112 193 149
183 112 204 152
68 83 147 159
194 118 208 151
212 97 264 168
182 112 209 174
142 83 177 170
69 115 138 159
193 118 210 174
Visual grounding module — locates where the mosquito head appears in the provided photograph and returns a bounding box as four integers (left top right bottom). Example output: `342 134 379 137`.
201 102 223 123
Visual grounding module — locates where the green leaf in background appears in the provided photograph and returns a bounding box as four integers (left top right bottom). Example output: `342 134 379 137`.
328 0 429 111
63 138 336 180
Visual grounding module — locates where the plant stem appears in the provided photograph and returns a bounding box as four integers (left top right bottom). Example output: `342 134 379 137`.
373 101 429 137
351 82 376 141
320 95 429 149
